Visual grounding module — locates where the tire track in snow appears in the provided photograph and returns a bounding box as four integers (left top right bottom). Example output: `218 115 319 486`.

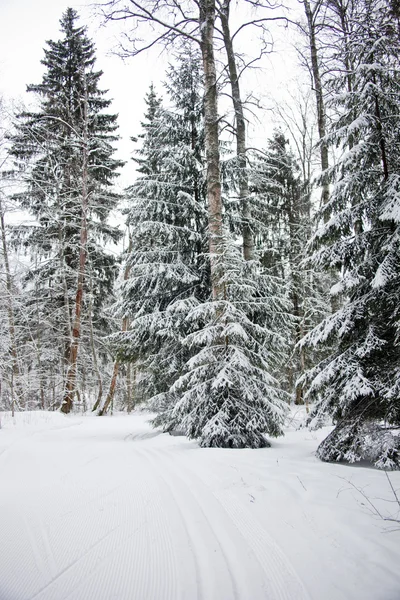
67 485 177 600
28 524 125 600
23 515 58 583
25 473 178 599
11 426 178 600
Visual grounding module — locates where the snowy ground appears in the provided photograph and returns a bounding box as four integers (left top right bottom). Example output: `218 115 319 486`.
0 410 399 600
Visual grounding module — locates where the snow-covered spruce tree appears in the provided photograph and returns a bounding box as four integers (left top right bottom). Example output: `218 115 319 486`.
166 143 292 446
103 3 289 444
0 98 23 411
250 132 329 405
112 50 208 424
10 8 123 411
170 231 290 448
114 55 289 445
300 0 400 468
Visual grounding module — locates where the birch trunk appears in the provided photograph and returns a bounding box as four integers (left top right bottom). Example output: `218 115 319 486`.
200 0 225 300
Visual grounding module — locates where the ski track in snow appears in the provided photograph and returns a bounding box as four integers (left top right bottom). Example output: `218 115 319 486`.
0 412 399 600
135 445 243 600
140 444 310 600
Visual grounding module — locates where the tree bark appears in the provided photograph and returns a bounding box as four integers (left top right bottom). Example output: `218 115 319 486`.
88 272 103 411
200 0 225 300
286 181 307 406
98 361 119 416
35 276 45 409
126 365 135 413
98 234 133 415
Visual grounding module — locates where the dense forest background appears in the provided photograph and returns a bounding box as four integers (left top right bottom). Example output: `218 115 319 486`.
1 0 399 468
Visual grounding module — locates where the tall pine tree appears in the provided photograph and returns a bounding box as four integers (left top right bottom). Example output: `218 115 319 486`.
301 0 400 468
10 8 123 412
113 48 208 425
250 132 329 406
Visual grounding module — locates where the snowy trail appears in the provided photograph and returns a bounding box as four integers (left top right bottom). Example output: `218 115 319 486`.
138 444 310 600
0 412 399 600
132 445 308 600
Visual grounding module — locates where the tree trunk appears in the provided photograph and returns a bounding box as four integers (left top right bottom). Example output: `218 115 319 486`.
200 0 225 300
220 0 254 261
98 361 119 416
303 0 341 315
59 221 72 386
88 272 103 411
35 278 45 409
126 366 135 413
287 186 306 406
61 76 89 414
98 234 133 415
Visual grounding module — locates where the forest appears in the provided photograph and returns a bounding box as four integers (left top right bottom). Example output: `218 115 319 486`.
1 0 400 470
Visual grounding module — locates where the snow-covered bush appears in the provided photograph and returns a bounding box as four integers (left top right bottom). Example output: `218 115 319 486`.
317 421 400 469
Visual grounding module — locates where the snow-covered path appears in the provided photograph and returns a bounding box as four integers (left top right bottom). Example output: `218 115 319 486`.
0 411 399 600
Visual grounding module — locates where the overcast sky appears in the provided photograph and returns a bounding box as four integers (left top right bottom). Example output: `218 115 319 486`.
0 0 303 189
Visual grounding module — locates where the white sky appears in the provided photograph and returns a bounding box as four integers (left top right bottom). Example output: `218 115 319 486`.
0 0 305 189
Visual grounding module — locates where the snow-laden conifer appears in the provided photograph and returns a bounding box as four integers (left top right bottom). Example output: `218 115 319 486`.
9 8 122 410
114 47 290 445
113 48 208 415
301 0 400 468
170 232 290 447
249 132 329 406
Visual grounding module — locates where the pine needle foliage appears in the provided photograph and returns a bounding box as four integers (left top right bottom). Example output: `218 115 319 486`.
170 233 290 448
9 8 123 407
113 48 208 411
301 0 400 469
